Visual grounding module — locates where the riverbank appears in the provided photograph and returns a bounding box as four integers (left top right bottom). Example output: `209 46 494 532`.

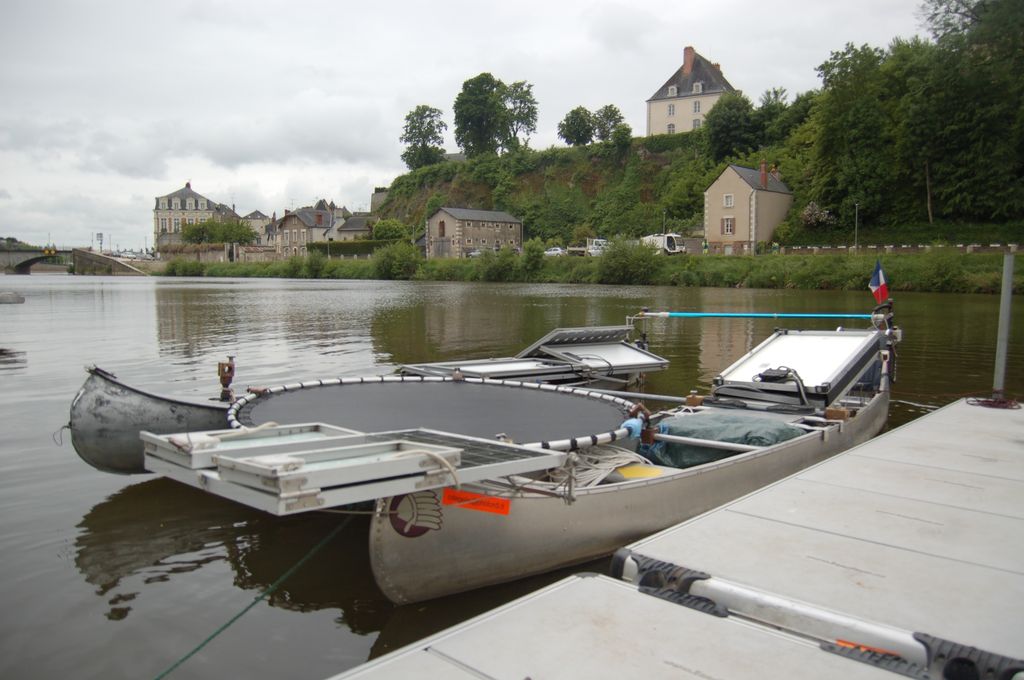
158 247 1020 295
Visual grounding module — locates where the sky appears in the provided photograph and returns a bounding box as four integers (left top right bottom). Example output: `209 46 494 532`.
0 0 926 251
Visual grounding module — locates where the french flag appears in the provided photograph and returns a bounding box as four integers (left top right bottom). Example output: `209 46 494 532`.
869 259 889 303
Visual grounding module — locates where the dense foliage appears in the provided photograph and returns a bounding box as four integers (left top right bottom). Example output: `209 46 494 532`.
161 249 1020 294
181 219 257 244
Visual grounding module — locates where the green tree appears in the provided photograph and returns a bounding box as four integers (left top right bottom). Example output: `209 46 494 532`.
558 106 595 146
400 105 448 170
810 43 898 225
753 87 789 147
182 219 256 244
592 104 624 142
454 73 506 157
373 241 422 280
501 80 538 150
371 218 409 240
704 92 757 161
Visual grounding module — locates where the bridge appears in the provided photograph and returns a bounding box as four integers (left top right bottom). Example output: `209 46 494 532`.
0 247 71 274
0 248 147 275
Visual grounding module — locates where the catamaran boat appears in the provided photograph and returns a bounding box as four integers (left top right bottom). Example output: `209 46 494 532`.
69 305 900 603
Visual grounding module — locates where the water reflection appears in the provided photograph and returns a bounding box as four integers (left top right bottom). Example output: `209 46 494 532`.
73 476 605 656
0 347 26 370
75 479 394 627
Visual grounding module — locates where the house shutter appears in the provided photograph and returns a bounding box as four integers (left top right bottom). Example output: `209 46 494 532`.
720 217 726 235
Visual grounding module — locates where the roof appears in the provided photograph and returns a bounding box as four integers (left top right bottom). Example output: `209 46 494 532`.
726 164 792 194
433 207 522 223
338 214 373 232
244 210 269 220
648 47 735 102
154 182 212 207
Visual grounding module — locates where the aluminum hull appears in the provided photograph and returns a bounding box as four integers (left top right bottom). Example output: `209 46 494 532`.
369 391 889 604
69 367 229 474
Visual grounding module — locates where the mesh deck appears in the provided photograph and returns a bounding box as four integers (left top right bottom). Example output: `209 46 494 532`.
236 380 630 444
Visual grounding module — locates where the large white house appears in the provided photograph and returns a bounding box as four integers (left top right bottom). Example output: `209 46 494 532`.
647 46 735 136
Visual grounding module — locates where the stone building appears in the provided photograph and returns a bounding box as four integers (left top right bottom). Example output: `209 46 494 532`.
425 207 523 259
647 46 735 136
703 162 792 255
153 182 240 248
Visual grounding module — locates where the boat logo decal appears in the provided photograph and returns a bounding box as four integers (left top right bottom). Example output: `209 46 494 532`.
442 488 511 515
388 492 443 538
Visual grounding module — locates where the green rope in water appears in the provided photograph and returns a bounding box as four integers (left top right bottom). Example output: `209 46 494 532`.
153 516 353 680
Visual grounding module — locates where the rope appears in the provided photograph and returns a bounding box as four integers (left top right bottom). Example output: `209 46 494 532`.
152 516 352 680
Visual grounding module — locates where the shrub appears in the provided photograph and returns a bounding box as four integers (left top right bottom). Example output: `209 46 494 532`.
163 257 205 276
374 241 422 280
596 239 662 284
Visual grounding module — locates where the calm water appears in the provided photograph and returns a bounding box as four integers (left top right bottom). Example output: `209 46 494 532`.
0 275 1020 679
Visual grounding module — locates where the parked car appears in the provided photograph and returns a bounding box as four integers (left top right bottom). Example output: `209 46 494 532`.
544 247 567 257
586 239 608 256
466 249 483 258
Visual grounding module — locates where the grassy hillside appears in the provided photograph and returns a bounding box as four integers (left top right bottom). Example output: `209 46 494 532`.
376 135 1023 248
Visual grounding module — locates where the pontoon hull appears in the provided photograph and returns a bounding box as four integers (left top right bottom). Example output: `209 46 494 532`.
369 392 889 604
69 368 229 474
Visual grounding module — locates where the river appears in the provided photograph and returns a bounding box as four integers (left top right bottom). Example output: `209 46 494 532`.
0 275 1020 679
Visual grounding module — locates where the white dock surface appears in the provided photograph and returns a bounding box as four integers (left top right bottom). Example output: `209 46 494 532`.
332 399 1024 678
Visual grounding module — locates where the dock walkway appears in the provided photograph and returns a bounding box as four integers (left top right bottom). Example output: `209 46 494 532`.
332 398 1023 679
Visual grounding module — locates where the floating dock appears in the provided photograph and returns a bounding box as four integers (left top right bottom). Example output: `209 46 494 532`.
331 398 1024 679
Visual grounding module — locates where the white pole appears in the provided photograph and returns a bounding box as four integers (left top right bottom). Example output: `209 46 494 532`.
992 251 1015 397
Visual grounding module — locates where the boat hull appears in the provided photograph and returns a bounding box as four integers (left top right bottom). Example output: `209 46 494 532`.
369 392 889 604
69 367 229 474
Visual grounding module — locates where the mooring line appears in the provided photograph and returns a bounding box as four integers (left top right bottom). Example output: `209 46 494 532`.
152 516 352 680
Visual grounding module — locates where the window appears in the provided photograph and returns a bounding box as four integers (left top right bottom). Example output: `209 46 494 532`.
508 224 514 229
187 218 194 225
667 85 677 97
723 194 734 208
480 239 488 245
173 218 180 230
668 104 675 116
438 220 446 238
159 199 168 209
466 238 473 244
199 200 207 210
693 82 703 94
693 100 701 113
667 123 676 134
186 198 194 210
160 218 167 229
721 217 735 235
172 198 180 209
693 119 702 130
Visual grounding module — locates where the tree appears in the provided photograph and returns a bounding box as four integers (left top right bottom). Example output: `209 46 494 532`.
609 122 633 159
592 104 624 142
753 88 789 147
558 107 595 146
400 105 447 170
371 218 409 240
704 92 757 161
454 73 506 157
501 80 538 150
182 219 256 244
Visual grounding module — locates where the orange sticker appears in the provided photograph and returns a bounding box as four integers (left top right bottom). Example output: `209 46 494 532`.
442 488 511 515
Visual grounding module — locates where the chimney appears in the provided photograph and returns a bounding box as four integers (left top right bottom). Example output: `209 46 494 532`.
760 159 768 189
683 46 695 75
185 181 191 189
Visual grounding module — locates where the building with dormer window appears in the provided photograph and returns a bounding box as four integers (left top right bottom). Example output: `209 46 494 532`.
153 182 241 248
647 46 735 136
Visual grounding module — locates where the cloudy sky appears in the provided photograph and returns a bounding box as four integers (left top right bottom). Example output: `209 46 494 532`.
0 0 925 250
